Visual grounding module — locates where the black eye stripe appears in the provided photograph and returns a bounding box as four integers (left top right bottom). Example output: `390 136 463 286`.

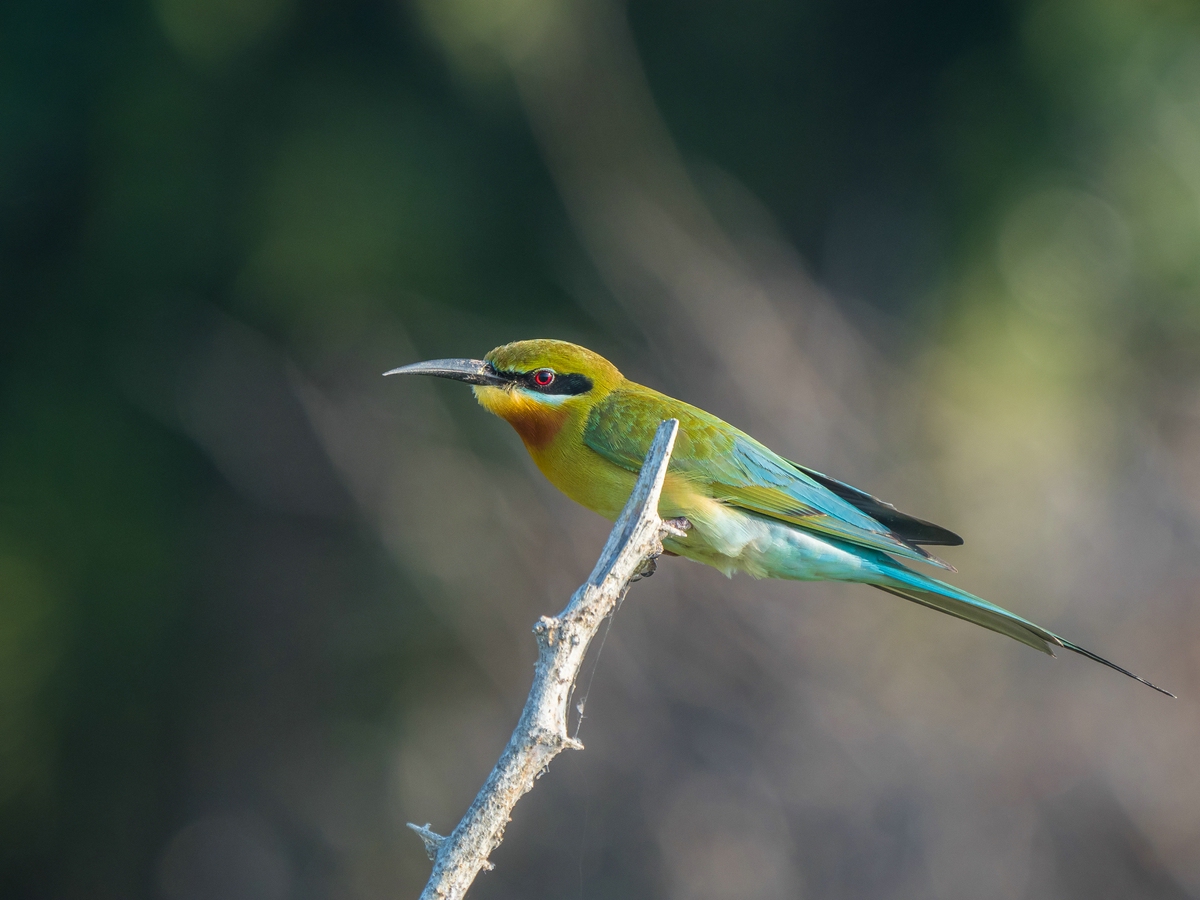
507 370 593 395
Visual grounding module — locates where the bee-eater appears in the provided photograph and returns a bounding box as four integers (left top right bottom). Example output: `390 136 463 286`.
387 339 1172 696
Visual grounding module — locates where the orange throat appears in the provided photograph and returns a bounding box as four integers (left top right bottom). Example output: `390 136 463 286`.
505 405 569 451
475 386 570 451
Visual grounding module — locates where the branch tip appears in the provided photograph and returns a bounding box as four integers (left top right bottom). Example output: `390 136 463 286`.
661 516 691 538
407 822 446 861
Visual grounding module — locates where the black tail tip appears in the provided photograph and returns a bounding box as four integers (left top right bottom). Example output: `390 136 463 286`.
1061 640 1176 698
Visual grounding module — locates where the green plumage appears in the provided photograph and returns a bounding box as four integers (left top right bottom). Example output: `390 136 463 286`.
583 387 952 568
388 339 1174 697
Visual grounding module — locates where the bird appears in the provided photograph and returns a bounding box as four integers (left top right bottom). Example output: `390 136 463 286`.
386 338 1173 697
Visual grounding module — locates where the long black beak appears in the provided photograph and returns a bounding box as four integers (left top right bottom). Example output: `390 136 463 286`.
383 358 511 386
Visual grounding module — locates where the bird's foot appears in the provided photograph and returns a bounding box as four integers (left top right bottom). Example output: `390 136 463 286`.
634 519 690 581
661 517 691 538
631 556 658 582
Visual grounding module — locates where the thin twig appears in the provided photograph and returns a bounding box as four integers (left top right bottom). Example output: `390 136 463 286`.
408 418 680 900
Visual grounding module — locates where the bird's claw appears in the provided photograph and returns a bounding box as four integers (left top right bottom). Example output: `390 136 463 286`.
631 556 658 582
634 517 691 581
661 516 691 538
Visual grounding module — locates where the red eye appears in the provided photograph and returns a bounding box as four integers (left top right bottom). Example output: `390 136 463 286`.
532 369 555 387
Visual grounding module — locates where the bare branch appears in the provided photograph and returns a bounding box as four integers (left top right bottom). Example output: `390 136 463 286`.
409 418 680 900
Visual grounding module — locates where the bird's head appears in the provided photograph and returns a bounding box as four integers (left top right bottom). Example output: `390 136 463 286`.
385 339 623 449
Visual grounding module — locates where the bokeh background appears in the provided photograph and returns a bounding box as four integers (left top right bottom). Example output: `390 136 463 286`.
4 0 1200 897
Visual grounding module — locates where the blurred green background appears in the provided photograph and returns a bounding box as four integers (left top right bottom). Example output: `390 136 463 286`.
4 0 1200 897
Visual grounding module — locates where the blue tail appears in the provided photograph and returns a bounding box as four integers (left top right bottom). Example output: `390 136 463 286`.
872 564 1174 697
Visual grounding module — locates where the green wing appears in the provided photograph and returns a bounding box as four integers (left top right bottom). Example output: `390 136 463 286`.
583 387 954 569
